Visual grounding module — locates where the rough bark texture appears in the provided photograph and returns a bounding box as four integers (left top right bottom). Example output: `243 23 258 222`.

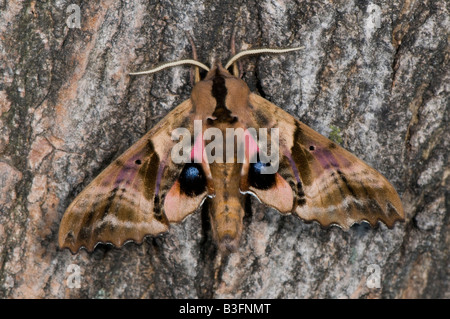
0 0 448 298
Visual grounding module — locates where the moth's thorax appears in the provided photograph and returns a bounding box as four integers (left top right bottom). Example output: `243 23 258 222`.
191 65 250 122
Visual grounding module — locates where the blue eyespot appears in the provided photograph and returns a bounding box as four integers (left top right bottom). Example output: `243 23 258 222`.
248 161 276 190
179 163 206 196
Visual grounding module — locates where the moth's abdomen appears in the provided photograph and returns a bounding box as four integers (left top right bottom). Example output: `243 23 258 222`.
209 195 245 253
208 162 245 253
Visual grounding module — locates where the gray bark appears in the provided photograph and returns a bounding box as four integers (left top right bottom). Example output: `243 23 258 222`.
0 0 448 298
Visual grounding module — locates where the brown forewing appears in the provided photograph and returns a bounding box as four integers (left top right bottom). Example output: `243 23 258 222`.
58 99 200 253
247 93 404 229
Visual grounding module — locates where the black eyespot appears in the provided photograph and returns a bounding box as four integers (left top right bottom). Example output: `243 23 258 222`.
135 159 142 165
179 163 207 196
248 161 276 190
309 145 315 151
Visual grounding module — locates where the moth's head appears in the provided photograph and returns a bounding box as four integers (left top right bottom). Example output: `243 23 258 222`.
203 63 235 80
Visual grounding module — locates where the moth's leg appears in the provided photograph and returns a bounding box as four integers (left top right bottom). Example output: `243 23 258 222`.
186 31 201 84
230 32 243 78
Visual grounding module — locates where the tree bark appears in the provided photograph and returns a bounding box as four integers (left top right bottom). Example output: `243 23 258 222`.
0 0 448 298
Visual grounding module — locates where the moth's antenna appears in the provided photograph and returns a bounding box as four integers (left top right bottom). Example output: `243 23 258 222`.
130 31 210 79
230 31 240 77
129 59 210 76
224 47 304 70
186 31 201 83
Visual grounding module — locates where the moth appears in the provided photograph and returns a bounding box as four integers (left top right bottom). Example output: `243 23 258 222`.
58 43 404 254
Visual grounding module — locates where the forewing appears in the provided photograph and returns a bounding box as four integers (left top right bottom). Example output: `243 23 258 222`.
245 93 404 229
58 99 206 253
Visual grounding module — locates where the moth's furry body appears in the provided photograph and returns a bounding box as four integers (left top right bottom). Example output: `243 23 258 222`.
193 66 250 252
59 61 404 254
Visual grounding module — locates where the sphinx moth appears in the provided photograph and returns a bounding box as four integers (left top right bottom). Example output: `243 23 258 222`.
58 45 404 254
